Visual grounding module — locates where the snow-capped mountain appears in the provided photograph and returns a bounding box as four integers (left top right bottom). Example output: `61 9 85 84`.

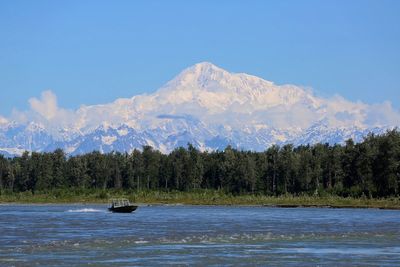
0 62 399 156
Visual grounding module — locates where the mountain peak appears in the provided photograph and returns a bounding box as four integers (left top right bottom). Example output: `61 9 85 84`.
167 62 230 87
171 62 277 89
190 62 225 73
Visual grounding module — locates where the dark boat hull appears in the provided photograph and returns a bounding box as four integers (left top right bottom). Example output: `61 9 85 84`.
108 205 138 213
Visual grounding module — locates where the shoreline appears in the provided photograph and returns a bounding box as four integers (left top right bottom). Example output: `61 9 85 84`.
1 201 400 210
1 203 400 210
1 190 399 210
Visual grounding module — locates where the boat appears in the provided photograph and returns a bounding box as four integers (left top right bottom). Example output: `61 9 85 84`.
108 198 138 213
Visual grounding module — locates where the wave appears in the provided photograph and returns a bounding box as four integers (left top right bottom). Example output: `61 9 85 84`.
14 231 397 256
66 208 104 213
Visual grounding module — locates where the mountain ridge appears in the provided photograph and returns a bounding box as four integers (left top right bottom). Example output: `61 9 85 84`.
0 62 398 156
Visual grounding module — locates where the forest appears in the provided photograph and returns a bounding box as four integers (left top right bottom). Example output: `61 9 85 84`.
0 129 399 198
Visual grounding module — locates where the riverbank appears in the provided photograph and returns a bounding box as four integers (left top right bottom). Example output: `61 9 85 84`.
1 189 400 209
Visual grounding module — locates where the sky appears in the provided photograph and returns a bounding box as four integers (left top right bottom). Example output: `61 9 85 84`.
0 0 399 116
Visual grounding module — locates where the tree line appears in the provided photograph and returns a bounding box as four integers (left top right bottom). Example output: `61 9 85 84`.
0 129 399 198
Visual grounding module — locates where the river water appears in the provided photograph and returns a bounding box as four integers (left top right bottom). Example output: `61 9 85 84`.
0 204 399 266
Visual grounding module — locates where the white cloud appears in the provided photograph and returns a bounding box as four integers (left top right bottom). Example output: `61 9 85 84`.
8 90 77 135
28 90 77 127
365 101 400 126
0 115 8 125
321 95 368 127
318 95 400 128
28 90 59 120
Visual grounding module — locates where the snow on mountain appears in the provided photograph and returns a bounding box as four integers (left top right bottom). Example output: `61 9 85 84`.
0 122 55 153
0 62 399 156
291 121 391 147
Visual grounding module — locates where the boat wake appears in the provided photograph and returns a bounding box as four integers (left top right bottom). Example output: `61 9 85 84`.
66 208 104 213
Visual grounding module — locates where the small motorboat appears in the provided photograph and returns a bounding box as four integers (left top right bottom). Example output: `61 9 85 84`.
108 198 138 213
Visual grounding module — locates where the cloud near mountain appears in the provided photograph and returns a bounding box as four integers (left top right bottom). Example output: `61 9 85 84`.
1 62 399 156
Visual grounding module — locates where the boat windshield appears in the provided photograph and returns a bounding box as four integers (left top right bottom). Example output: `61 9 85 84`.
110 199 131 207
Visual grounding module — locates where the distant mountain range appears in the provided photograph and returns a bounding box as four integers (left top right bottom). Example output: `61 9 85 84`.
0 62 398 156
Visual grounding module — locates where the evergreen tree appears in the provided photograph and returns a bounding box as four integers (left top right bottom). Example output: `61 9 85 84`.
1 129 399 198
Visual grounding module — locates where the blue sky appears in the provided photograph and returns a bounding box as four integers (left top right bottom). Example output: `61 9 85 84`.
1 0 399 116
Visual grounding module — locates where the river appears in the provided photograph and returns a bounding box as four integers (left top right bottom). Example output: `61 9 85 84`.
1 204 399 266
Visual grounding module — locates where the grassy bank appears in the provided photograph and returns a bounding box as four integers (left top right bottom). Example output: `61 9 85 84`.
0 189 399 209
